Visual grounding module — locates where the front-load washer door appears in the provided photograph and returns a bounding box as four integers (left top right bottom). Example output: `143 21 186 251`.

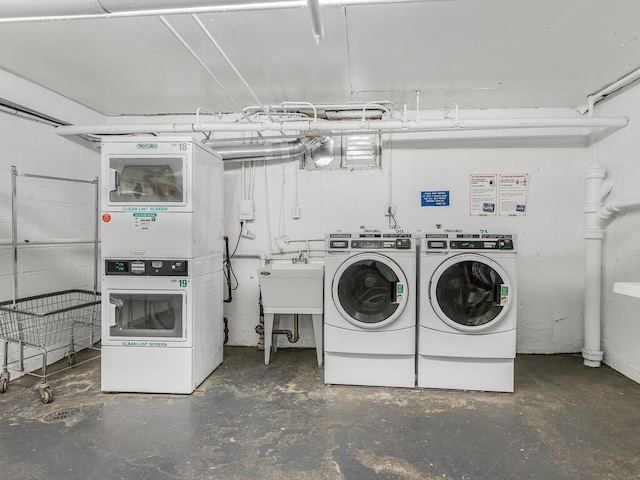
429 253 512 332
332 253 408 329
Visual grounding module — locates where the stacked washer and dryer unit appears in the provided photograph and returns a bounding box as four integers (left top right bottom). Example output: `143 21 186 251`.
323 230 517 392
100 137 224 394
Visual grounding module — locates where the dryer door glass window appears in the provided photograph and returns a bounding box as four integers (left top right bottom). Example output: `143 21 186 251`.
337 259 400 324
435 260 503 326
108 293 184 338
109 157 184 203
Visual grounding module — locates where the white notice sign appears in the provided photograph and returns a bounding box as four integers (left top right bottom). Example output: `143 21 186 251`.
469 174 497 216
499 173 528 216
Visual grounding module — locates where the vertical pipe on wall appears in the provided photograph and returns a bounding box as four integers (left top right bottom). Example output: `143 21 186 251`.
11 166 18 306
582 164 606 367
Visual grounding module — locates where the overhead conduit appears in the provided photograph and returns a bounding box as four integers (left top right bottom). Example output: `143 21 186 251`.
55 116 628 138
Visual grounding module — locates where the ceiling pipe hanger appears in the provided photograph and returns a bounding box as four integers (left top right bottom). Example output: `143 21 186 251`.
307 0 324 44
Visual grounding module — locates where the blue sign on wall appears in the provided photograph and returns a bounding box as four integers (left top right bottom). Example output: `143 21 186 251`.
421 190 450 206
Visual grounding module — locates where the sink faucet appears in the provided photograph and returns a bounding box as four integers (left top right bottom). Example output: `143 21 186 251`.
292 251 308 264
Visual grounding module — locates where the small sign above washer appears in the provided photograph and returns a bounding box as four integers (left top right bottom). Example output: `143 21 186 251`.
421 190 450 206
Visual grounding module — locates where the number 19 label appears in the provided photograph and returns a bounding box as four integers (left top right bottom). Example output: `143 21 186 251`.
178 279 188 288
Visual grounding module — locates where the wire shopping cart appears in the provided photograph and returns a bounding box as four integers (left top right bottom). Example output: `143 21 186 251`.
0 290 101 403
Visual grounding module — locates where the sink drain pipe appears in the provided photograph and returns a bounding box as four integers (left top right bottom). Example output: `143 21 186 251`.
255 293 301 347
255 314 301 344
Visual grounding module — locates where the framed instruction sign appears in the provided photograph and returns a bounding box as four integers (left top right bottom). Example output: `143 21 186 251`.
469 174 497 216
499 173 528 216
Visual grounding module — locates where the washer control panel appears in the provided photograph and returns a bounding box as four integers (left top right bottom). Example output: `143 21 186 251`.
328 232 413 251
105 259 188 276
424 234 516 252
450 238 514 250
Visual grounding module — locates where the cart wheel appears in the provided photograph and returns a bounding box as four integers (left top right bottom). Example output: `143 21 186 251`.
41 386 53 404
68 352 77 366
0 377 8 393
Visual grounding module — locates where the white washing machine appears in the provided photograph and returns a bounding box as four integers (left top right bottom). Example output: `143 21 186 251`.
101 254 223 394
418 233 517 392
324 231 416 388
101 136 223 259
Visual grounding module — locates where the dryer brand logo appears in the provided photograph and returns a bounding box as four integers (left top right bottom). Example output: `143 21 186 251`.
135 143 159 150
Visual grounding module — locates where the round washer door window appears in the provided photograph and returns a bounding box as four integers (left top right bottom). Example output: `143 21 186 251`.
430 254 512 332
333 253 408 329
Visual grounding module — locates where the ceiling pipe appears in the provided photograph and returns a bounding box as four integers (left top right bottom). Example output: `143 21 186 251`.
158 16 240 110
191 14 264 107
0 0 433 23
55 116 629 137
584 66 640 115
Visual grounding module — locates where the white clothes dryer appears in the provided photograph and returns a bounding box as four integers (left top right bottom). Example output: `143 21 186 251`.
324 231 416 388
418 233 517 392
101 254 223 394
100 136 223 259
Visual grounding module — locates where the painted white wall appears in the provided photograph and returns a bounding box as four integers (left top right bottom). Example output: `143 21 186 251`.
0 112 100 378
592 82 640 383
221 120 590 354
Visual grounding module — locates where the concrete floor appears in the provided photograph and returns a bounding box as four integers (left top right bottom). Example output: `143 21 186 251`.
0 347 639 480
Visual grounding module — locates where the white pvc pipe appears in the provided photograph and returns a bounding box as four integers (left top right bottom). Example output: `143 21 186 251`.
583 164 606 367
587 66 640 114
598 197 640 219
56 116 629 137
582 166 640 368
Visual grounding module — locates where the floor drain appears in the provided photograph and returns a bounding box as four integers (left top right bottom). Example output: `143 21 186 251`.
42 408 80 423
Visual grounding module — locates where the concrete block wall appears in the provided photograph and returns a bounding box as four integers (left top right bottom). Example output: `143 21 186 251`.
0 112 100 377
221 123 590 354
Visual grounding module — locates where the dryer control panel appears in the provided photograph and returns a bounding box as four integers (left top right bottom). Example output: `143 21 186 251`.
105 259 188 276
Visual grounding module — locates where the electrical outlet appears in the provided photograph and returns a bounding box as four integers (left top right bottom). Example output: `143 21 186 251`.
292 206 301 219
239 199 254 221
384 203 396 216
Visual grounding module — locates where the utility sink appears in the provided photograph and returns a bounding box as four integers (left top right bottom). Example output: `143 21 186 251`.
257 262 324 313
